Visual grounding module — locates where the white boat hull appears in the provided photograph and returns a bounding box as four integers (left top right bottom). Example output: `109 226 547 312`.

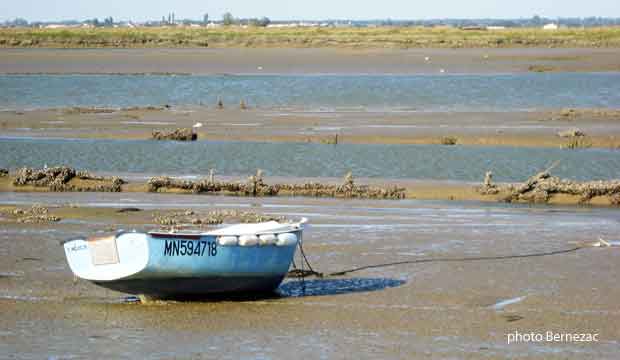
63 220 306 298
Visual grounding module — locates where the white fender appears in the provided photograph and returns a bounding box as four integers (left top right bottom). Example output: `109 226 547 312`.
258 234 277 246
276 233 298 246
238 234 259 246
217 236 238 246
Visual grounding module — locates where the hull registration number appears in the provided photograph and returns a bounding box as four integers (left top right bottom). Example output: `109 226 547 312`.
163 239 217 257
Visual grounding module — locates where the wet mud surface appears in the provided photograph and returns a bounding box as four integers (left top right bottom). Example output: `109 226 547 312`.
1 48 620 75
2 107 620 149
1 193 619 358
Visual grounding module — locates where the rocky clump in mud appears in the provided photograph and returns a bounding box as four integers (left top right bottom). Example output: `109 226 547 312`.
0 204 61 223
477 170 620 205
439 136 458 145
548 108 620 121
147 170 278 196
153 209 286 229
556 127 592 149
151 128 197 141
277 171 406 199
148 171 406 199
12 166 124 192
557 127 586 138
478 171 500 195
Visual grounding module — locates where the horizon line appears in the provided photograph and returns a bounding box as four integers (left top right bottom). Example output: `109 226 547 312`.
3 15 620 23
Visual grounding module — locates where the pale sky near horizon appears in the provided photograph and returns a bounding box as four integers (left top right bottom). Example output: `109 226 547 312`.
1 0 618 22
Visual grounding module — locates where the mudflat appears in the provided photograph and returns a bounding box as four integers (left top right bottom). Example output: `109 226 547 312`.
2 27 620 360
2 107 619 149
1 194 619 359
1 47 620 74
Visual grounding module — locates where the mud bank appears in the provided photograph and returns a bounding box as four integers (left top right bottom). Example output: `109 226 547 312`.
147 171 406 199
478 170 620 205
11 166 124 192
1 48 620 74
1 194 619 359
2 107 620 149
2 168 620 207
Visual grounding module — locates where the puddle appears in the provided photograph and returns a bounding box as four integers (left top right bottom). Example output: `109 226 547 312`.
0 294 50 302
222 123 262 127
120 121 175 125
0 271 23 278
491 296 527 310
312 126 345 131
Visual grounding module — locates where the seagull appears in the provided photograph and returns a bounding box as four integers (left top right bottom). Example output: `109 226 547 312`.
192 122 203 128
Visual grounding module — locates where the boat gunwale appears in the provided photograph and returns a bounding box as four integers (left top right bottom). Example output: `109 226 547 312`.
61 229 303 243
60 230 129 245
148 229 302 238
61 218 308 244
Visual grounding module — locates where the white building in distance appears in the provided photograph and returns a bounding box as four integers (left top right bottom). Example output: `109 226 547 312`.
543 23 559 30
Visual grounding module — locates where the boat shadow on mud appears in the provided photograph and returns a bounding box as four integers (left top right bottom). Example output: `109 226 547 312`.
278 277 406 298
122 278 405 303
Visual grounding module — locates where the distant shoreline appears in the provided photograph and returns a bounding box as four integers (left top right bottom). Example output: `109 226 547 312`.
1 27 620 49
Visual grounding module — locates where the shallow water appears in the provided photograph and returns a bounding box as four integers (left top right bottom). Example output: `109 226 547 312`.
1 193 619 359
1 137 620 182
2 73 620 111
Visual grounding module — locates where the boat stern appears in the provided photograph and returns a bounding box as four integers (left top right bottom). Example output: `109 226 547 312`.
63 232 150 281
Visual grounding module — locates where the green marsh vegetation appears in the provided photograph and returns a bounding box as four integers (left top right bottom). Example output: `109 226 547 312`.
1 26 620 48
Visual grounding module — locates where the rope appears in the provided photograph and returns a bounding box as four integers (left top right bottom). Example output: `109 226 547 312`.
287 241 611 279
327 246 583 277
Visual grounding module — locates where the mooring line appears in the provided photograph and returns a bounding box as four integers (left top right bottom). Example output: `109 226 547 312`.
326 246 582 277
288 239 616 279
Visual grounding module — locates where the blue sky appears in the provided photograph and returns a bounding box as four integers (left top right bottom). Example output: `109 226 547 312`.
1 0 618 22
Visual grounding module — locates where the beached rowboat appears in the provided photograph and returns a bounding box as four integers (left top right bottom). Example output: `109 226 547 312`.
63 218 307 298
